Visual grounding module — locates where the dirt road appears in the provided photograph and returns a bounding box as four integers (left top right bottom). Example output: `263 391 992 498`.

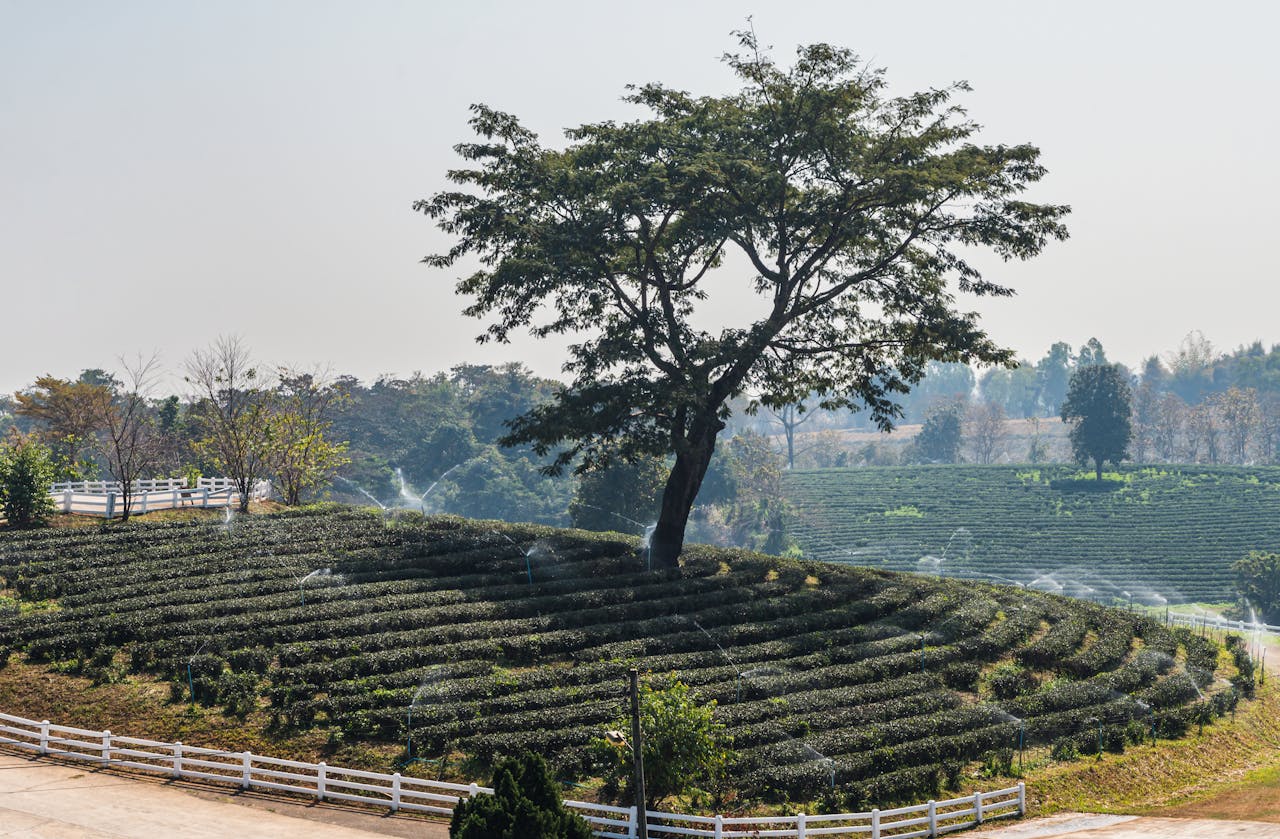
979 812 1280 838
0 752 448 838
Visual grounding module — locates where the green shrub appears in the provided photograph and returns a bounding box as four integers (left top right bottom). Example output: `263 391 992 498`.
449 752 592 839
0 437 56 528
1050 738 1079 761
985 663 1038 700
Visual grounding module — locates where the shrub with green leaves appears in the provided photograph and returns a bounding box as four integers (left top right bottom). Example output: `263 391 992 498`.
0 436 56 528
598 676 734 809
449 752 592 839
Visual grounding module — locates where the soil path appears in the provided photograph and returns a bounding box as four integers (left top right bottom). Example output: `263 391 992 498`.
979 812 1280 838
0 752 449 838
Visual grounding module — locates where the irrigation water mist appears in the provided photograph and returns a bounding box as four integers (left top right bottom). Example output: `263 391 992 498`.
298 568 345 606
334 475 387 510
686 616 842 785
406 667 447 765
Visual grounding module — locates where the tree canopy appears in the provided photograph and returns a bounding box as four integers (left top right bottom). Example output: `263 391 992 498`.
422 32 1070 566
1061 363 1132 479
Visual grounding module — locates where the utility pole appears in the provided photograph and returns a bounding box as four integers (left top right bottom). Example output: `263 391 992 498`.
629 668 648 839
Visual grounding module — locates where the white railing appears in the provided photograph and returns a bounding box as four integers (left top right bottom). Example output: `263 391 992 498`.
47 479 272 519
0 710 1023 838
1168 613 1280 635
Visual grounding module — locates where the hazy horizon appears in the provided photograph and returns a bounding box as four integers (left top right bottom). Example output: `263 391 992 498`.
4 1 1278 396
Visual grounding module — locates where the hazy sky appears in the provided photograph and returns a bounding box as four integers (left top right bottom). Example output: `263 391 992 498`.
3 1 1277 395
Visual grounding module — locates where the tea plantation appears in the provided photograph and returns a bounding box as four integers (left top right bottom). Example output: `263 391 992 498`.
0 508 1241 806
785 465 1280 604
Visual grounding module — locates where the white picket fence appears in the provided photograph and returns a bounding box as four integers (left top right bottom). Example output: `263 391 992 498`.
0 710 1023 838
47 478 272 519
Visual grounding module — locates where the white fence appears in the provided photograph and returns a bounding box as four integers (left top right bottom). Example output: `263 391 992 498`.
0 710 1023 838
1167 613 1280 636
48 478 272 519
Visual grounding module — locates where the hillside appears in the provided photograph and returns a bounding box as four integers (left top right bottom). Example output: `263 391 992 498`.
0 508 1239 809
785 465 1280 604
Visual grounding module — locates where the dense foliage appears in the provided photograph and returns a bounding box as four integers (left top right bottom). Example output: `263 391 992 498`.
1232 551 1280 623
785 464 1280 603
450 753 592 839
0 508 1233 807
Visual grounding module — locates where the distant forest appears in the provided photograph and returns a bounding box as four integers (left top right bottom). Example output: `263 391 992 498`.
2 331 1279 537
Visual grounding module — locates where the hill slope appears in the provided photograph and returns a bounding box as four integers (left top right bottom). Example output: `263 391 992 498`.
0 508 1235 807
785 465 1280 604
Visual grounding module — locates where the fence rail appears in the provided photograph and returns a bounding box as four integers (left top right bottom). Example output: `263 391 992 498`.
1168 613 1280 636
0 710 1022 838
47 478 272 519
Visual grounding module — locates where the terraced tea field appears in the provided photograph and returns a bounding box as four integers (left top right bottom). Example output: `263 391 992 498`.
785 465 1280 604
0 509 1242 807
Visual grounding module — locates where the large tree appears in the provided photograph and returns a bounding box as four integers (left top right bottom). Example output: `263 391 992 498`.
1060 363 1132 479
419 33 1068 568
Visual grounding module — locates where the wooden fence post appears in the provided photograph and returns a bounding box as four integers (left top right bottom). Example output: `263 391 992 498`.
974 790 984 825
713 814 723 839
173 742 183 778
1017 782 1026 816
390 772 401 812
628 805 639 838
62 491 71 513
871 808 880 839
102 729 112 764
39 720 50 755
316 761 326 800
241 752 252 789
797 812 807 838
105 492 116 520
928 799 937 837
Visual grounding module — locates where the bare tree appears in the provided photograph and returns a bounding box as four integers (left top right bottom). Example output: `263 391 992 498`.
265 369 350 505
99 354 164 522
966 401 1007 464
1185 402 1220 464
766 403 817 470
1129 380 1161 463
1217 386 1259 464
1260 396 1280 465
185 337 271 514
1152 393 1184 462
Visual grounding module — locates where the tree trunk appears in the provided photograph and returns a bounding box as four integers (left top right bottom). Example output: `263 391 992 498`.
648 417 724 570
1095 458 1103 481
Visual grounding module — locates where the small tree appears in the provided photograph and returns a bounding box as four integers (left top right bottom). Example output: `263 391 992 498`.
912 400 965 463
1233 551 1280 623
0 435 57 528
185 337 271 514
600 677 734 809
966 401 1007 465
449 752 592 839
99 355 164 522
264 371 350 506
13 374 113 478
1060 363 1131 479
1218 386 1259 465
